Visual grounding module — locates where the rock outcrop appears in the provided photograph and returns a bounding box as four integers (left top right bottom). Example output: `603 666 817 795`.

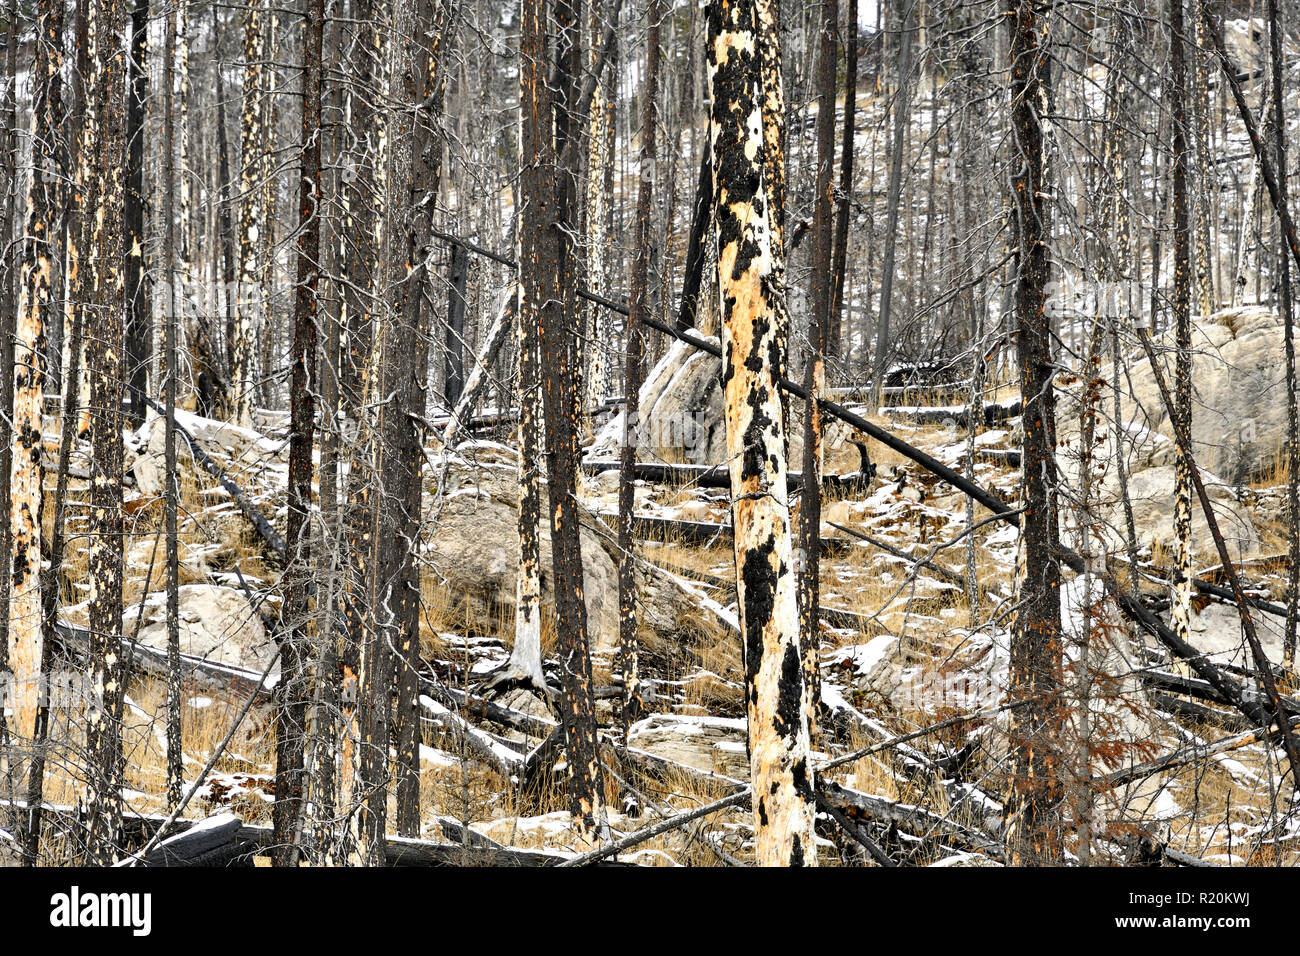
426 447 733 656
589 337 868 474
127 584 275 676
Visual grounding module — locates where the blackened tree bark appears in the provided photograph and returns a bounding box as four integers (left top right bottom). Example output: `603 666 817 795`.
24 0 73 859
123 0 148 425
212 2 237 406
489 0 550 700
617 0 662 730
871 0 913 405
161 0 182 813
828 0 857 360
708 0 816 866
676 140 713 331
799 0 836 739
1005 0 1065 867
272 0 325 866
84 0 128 864
0 0 20 750
1170 0 1195 675
443 240 468 406
6 0 64 750
231 0 267 427
541 0 608 840
1269 0 1299 666
391 0 454 839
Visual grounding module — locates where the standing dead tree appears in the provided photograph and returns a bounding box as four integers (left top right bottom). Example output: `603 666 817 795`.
708 0 817 865
1004 0 1065 866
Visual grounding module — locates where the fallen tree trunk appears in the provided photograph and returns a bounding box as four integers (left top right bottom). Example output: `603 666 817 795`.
818 780 1005 860
51 621 275 699
610 511 851 553
582 458 873 493
7 797 623 868
882 398 1021 428
132 813 250 867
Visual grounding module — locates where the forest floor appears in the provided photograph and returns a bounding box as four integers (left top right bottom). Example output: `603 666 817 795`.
24 360 1300 867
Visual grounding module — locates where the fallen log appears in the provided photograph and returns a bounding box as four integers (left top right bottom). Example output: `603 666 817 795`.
830 382 971 403
818 780 1005 860
581 458 874 494
882 398 1022 428
612 512 852 554
974 448 1021 467
51 621 275 699
38 797 622 867
133 813 251 867
1149 691 1253 732
1100 716 1300 790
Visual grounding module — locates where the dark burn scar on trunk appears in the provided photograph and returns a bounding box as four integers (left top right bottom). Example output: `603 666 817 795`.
790 833 804 866
742 382 774 479
775 639 801 737
741 536 777 701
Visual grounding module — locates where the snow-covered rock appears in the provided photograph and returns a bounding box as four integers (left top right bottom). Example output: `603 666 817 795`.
626 713 749 780
1109 463 1261 562
130 407 286 496
1074 306 1298 486
1185 598 1289 668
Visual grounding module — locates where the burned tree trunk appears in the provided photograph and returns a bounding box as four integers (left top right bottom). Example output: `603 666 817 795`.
799 0 837 739
1269 0 1299 666
707 0 816 866
84 0 128 864
541 0 607 840
1170 0 1195 678
828 0 858 361
123 0 148 425
484 0 549 701
391 0 454 839
1005 0 1065 866
271 0 325 866
231 0 267 427
161 0 182 813
7 0 64 749
617 0 662 729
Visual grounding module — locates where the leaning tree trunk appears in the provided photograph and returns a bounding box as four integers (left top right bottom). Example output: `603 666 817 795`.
707 0 816 867
1005 0 1065 867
